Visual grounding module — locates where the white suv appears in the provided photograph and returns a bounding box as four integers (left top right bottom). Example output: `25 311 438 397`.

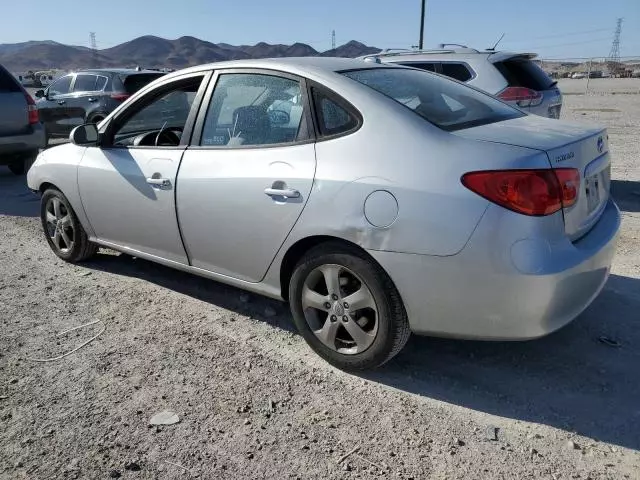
360 45 562 119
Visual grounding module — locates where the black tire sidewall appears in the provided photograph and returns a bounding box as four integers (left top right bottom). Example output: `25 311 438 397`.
289 247 400 370
40 189 87 262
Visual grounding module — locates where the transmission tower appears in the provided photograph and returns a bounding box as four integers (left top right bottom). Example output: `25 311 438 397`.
89 32 98 68
607 18 623 76
332 30 336 50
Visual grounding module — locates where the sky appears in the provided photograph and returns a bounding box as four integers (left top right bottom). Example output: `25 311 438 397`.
2 0 639 59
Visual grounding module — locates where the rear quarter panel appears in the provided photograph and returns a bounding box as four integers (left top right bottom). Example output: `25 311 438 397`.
279 82 552 257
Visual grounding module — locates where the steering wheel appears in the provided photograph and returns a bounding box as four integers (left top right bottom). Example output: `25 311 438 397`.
155 129 181 146
132 129 181 147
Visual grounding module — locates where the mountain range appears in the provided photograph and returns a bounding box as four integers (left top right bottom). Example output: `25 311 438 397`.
0 36 381 72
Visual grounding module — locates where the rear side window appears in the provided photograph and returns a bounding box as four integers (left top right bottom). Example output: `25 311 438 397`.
121 73 164 94
343 68 522 132
73 74 99 92
400 62 437 72
440 63 473 82
0 67 21 93
494 58 554 90
312 88 359 137
95 76 108 90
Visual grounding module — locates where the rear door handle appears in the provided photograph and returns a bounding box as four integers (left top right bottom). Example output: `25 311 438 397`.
146 177 171 188
87 97 98 103
57 100 66 105
264 187 300 199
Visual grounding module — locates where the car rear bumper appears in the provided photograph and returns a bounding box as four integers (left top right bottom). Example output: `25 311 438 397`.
369 198 620 340
0 123 46 163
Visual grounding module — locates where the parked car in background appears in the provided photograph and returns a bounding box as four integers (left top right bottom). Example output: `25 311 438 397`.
361 45 563 119
27 58 619 370
0 62 45 175
35 69 165 144
571 72 587 79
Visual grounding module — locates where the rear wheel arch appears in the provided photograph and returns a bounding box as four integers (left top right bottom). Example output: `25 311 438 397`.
279 235 401 302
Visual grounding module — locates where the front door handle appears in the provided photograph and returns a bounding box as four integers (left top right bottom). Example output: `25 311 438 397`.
57 100 66 105
146 177 171 188
264 187 300 199
87 97 98 103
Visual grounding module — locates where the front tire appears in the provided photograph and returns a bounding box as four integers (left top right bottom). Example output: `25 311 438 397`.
40 189 98 263
289 242 410 371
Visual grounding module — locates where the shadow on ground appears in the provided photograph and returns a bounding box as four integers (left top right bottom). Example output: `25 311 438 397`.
0 167 39 217
611 179 640 213
86 251 640 452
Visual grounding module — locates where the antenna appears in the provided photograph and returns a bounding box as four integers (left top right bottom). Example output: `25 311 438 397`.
89 32 98 68
488 33 505 51
332 30 336 50
607 18 623 76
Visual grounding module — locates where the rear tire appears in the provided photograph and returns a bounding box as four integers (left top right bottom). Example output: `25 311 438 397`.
40 188 98 263
289 242 410 371
8 161 25 175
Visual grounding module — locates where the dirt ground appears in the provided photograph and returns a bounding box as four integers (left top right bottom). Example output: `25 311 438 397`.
1 90 639 480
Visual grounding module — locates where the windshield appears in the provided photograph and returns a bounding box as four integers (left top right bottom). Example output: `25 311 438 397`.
342 68 523 131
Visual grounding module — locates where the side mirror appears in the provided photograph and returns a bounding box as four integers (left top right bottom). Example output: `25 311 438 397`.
35 89 45 98
70 124 99 146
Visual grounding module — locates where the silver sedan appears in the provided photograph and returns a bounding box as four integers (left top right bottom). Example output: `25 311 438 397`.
27 57 620 370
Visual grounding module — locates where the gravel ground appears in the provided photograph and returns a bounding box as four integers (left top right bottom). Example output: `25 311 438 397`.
1 92 639 480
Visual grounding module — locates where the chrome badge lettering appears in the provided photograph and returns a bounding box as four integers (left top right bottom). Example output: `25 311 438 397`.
554 151 575 163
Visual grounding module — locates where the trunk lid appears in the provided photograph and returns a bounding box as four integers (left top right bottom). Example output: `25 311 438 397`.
455 115 610 240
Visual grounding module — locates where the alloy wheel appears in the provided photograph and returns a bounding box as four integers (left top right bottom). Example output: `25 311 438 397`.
45 197 75 254
301 264 378 354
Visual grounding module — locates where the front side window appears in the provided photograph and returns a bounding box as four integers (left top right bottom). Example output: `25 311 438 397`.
73 74 99 92
342 68 522 131
110 76 203 147
48 75 72 98
201 73 307 147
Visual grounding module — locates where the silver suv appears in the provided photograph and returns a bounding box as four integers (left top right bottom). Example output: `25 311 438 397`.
361 45 562 119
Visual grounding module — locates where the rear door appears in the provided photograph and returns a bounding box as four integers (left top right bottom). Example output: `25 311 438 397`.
177 70 316 282
67 74 103 128
0 65 28 137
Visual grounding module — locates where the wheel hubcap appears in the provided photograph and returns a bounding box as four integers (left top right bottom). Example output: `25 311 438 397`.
45 197 75 253
301 264 378 355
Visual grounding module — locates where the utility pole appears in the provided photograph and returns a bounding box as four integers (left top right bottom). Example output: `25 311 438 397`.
418 0 426 50
89 32 97 68
332 30 336 50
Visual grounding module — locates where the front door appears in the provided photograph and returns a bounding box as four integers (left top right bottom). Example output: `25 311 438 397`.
177 71 316 282
37 74 74 136
77 73 209 264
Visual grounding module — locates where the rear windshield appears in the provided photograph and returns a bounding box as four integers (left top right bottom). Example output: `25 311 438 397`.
493 58 555 91
121 73 164 94
342 68 523 132
0 66 21 93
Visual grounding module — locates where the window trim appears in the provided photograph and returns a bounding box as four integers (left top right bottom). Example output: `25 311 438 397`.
98 71 212 150
307 81 363 142
189 68 317 150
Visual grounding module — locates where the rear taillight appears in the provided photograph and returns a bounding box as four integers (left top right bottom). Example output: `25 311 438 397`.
25 93 39 124
497 86 543 108
110 93 131 101
461 168 580 216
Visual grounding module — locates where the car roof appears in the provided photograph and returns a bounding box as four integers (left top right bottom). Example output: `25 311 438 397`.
74 68 165 75
162 57 388 80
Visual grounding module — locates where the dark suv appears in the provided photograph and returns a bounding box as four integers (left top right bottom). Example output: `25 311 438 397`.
35 69 165 143
0 62 45 174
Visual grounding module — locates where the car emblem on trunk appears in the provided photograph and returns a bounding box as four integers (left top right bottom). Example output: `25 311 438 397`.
597 136 604 153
